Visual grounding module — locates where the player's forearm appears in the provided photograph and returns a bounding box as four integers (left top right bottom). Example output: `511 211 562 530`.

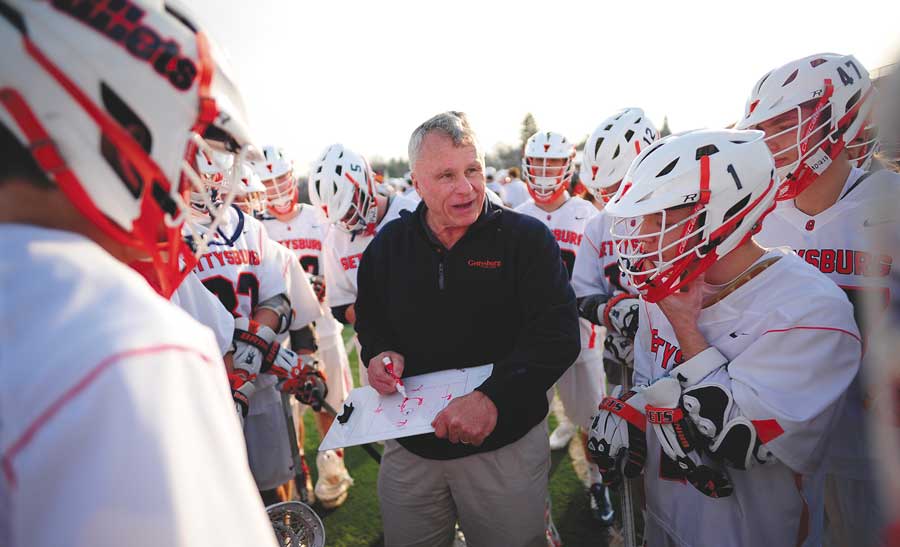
251 307 281 332
671 324 710 361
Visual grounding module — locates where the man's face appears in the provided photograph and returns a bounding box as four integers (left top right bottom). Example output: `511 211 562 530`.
755 109 801 169
754 102 827 171
526 156 567 179
636 205 700 264
413 132 485 230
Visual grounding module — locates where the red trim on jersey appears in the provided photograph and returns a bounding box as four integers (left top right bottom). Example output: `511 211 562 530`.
751 419 785 444
793 473 810 547
2 345 217 488
588 324 597 349
762 325 862 345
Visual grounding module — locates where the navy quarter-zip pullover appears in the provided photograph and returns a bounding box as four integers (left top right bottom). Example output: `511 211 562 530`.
355 199 580 459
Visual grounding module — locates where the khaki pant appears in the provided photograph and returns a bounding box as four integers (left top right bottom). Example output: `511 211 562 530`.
378 423 550 547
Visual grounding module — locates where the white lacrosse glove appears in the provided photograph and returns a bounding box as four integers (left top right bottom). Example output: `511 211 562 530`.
603 293 640 339
587 385 648 486
643 376 734 498
603 332 634 385
681 368 777 470
232 317 279 377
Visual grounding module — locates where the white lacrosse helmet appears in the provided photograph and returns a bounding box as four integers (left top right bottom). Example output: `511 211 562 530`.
230 162 267 216
605 129 778 303
0 0 259 297
522 131 575 203
189 148 233 222
581 108 658 202
735 53 875 201
307 144 378 233
252 145 296 215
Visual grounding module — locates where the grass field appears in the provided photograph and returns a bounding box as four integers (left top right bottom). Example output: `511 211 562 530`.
298 328 618 547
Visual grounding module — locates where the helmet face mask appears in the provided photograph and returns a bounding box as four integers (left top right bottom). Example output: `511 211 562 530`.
308 144 378 234
263 172 297 215
735 53 875 201
252 145 296 215
605 129 778 303
523 156 572 202
522 131 575 203
229 163 267 216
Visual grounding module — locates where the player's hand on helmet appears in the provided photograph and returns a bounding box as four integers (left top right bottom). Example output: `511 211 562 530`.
657 276 704 340
587 385 648 486
368 351 405 395
603 292 640 339
309 274 326 303
232 317 279 377
643 377 734 498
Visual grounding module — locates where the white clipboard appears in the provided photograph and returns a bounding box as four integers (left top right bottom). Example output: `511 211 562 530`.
319 364 493 451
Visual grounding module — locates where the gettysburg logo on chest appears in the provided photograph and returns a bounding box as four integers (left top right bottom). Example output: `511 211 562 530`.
53 0 198 91
650 328 684 370
194 249 260 272
552 229 583 247
796 249 892 277
279 238 322 251
341 253 363 271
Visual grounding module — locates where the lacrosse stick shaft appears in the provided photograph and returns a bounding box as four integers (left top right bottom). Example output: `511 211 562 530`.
280 392 310 502
620 361 638 547
317 397 383 464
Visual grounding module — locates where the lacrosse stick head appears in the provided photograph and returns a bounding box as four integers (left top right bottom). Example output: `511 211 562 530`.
266 501 325 547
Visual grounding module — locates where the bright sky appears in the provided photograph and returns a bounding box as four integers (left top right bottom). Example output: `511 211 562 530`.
191 0 900 174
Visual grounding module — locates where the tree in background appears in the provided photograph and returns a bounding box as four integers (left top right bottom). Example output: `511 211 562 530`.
485 143 522 169
660 116 672 137
520 113 538 153
369 156 410 178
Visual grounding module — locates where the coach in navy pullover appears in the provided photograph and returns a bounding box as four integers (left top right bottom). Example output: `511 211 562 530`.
355 152 580 461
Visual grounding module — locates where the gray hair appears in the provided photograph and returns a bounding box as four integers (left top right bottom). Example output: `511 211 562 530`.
408 111 484 171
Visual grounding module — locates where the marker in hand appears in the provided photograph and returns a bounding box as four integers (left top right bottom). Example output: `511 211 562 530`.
383 356 407 398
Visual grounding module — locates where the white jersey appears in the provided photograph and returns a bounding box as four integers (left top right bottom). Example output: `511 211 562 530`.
170 271 234 355
516 195 601 350
401 187 422 205
267 242 323 332
756 168 900 479
189 207 290 413
486 181 507 204
502 178 530 208
635 248 861 547
323 194 419 308
1 226 275 547
572 209 633 299
190 206 287 320
261 205 342 339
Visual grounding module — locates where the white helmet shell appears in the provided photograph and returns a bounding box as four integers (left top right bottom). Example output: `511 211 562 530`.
606 129 777 303
735 53 875 200
522 131 575 203
580 108 658 201
251 145 296 214
307 144 377 233
0 0 259 296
